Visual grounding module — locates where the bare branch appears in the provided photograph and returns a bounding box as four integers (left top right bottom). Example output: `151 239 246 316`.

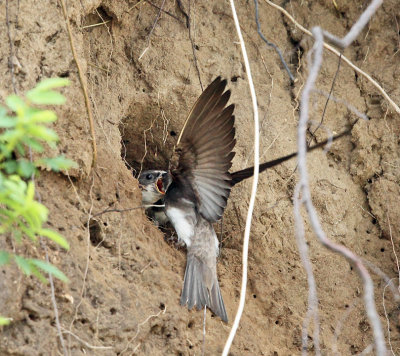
59 0 98 168
138 0 166 60
264 0 400 115
120 305 166 355
323 0 383 48
6 0 17 94
188 0 203 91
295 17 386 354
254 0 294 83
61 328 112 350
222 0 260 354
92 204 164 218
293 185 320 355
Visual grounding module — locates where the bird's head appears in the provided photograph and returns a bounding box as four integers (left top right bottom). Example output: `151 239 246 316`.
138 170 171 204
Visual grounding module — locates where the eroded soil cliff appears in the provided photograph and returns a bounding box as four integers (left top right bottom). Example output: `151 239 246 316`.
0 0 399 355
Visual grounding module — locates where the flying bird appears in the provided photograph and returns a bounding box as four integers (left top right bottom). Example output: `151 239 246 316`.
139 128 351 226
138 77 352 322
140 77 235 322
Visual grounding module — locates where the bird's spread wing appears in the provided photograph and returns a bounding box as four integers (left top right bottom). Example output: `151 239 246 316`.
173 77 236 222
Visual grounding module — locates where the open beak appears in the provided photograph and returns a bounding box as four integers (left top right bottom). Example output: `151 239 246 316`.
155 177 165 194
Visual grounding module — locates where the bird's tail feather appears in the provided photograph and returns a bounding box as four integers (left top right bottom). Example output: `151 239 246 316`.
180 255 228 323
230 127 352 185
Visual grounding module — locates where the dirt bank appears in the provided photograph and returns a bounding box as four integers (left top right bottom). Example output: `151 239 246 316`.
0 0 399 355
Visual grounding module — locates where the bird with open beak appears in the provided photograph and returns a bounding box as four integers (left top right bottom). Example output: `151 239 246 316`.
138 170 170 226
139 130 351 227
139 77 235 322
137 77 353 322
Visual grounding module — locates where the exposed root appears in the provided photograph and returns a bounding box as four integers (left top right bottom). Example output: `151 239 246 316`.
59 0 98 168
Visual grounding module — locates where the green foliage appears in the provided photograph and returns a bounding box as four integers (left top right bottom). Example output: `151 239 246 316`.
0 317 11 326
36 156 76 172
0 78 76 323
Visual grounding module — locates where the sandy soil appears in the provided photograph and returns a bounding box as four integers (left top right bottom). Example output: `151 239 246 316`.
0 0 399 355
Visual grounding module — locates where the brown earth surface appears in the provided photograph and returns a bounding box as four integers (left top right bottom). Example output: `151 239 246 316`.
0 0 400 355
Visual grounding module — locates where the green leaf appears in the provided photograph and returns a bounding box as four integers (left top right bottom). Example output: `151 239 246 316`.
0 251 10 265
14 255 32 275
0 130 20 143
0 79 70 287
28 126 59 142
0 316 11 326
29 201 48 222
0 106 7 117
15 143 25 156
25 181 35 201
30 110 57 123
33 78 70 91
6 95 25 112
24 137 44 153
0 196 20 212
0 116 16 128
31 259 69 282
3 161 17 174
0 208 15 220
16 160 35 178
0 143 8 155
26 90 66 105
17 221 38 242
12 229 22 243
37 156 78 172
5 174 26 192
40 228 69 250
28 263 47 283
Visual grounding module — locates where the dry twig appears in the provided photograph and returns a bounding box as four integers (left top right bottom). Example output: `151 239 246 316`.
59 0 98 168
127 0 146 12
139 116 157 176
176 0 189 27
92 206 143 217
146 1 184 24
30 147 66 354
386 202 400 288
120 305 167 355
67 175 95 352
293 185 321 355
81 20 111 29
61 328 112 350
363 259 400 301
264 0 400 115
382 279 396 355
6 0 17 94
254 0 294 83
222 0 260 354
322 0 383 49
94 8 114 89
138 0 166 60
294 0 386 350
202 305 207 356
43 241 68 356
308 54 342 144
188 0 203 90
93 203 164 217
312 89 368 121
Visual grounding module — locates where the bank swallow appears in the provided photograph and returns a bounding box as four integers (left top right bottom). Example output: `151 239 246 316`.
138 77 352 322
140 77 235 321
139 128 351 226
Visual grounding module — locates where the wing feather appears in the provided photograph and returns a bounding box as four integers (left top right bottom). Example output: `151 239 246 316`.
173 77 236 222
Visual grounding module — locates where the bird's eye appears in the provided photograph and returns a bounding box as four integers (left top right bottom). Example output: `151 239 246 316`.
146 173 153 180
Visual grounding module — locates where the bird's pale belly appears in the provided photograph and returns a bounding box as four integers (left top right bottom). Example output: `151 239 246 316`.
165 207 194 247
